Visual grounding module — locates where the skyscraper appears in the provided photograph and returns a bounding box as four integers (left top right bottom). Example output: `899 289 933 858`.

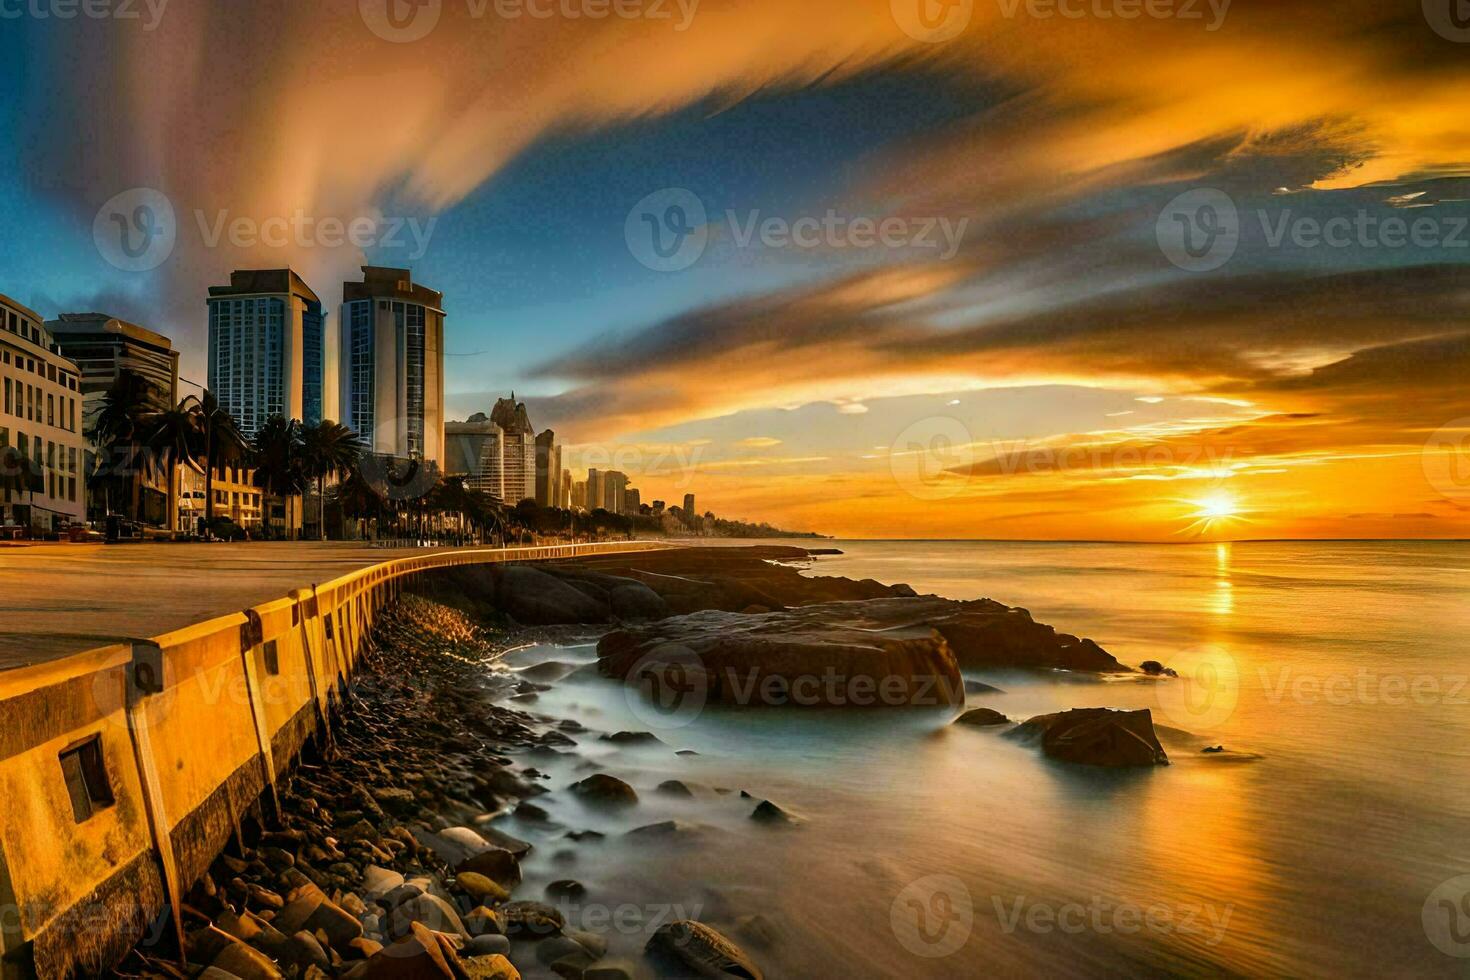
47 312 181 525
444 395 536 504
604 470 629 514
206 269 331 439
535 429 561 508
587 469 604 512
683 493 697 522
46 313 179 435
339 266 445 466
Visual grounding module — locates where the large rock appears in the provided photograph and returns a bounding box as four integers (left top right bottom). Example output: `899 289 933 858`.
492 565 611 625
1006 708 1169 767
599 597 1124 703
645 921 763 979
598 605 966 708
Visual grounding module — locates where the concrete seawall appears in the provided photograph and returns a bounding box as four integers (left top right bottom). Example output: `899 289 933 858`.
0 542 668 979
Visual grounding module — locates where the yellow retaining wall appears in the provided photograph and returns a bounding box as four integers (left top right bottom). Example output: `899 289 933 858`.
0 542 667 979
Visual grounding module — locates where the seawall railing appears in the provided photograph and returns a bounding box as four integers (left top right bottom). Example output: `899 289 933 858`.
0 541 669 979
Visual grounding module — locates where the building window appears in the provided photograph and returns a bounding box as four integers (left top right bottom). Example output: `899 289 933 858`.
59 736 114 823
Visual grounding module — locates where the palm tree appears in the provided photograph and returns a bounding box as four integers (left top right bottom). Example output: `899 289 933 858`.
300 421 363 540
182 391 248 528
142 404 200 532
251 416 306 538
333 468 387 539
88 370 162 520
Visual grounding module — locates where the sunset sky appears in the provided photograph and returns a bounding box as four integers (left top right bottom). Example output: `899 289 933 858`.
3 0 1468 539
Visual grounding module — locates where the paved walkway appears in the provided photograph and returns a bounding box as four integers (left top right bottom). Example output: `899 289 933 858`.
0 542 522 670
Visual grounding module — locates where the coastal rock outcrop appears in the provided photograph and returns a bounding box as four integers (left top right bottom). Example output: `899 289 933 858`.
646 921 763 979
1006 708 1169 767
598 604 965 709
598 597 1124 707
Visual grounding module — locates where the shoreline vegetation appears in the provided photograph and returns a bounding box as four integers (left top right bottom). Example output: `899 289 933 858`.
121 546 1237 979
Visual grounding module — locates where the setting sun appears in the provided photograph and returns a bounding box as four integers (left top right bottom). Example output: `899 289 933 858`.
1178 491 1249 537
1195 492 1241 520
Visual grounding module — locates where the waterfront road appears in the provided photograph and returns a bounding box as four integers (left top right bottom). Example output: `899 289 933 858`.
0 541 494 671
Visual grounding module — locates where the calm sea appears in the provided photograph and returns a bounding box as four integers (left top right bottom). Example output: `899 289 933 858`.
489 540 1470 977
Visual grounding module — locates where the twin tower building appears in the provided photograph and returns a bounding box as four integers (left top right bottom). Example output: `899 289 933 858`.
206 266 445 468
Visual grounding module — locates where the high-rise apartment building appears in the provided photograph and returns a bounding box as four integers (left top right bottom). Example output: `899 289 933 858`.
47 312 181 525
339 266 444 466
603 470 629 514
0 294 86 531
535 429 562 508
683 493 697 521
206 269 332 439
587 469 604 512
46 313 179 435
560 468 572 509
623 487 641 514
444 395 536 504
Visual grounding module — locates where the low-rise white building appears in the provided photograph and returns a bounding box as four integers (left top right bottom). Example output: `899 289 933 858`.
0 294 87 534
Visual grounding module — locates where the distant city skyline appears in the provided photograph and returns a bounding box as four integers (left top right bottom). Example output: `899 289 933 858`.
4 5 1468 538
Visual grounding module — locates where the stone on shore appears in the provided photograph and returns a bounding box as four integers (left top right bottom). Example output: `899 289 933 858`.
955 708 1011 727
455 871 509 904
569 773 639 806
598 604 965 709
1006 708 1169 767
457 847 523 889
493 565 612 625
500 901 566 938
646 921 763 980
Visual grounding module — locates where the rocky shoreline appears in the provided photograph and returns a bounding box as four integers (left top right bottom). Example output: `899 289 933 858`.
118 546 1224 980
121 596 762 980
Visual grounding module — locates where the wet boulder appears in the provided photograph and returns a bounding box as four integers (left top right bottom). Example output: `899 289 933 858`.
492 565 611 625
1006 708 1169 767
646 921 763 979
598 605 965 709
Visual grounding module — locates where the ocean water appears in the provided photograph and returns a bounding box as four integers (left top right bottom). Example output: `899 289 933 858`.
486 540 1470 978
